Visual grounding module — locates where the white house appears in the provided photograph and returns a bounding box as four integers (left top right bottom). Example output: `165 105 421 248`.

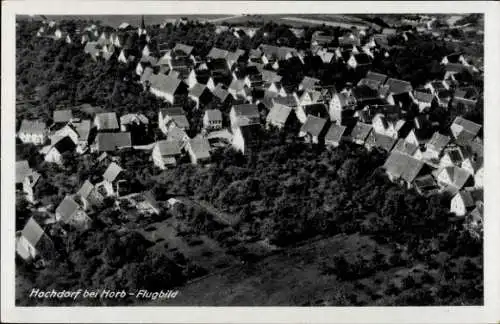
152 140 183 169
18 120 48 145
16 218 53 262
203 109 223 130
450 190 474 216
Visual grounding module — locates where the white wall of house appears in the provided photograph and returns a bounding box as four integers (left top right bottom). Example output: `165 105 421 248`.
232 127 245 153
450 195 467 216
19 132 46 145
152 145 166 170
45 148 62 164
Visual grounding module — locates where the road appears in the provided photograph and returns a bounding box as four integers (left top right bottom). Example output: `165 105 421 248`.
281 16 369 30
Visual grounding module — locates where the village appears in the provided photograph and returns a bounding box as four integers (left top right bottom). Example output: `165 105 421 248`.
14 14 484 305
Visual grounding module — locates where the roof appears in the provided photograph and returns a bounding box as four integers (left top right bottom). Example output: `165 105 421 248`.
156 140 182 156
212 84 230 101
325 124 347 143
266 103 293 126
16 160 32 184
440 166 471 188
95 112 119 130
52 136 76 153
149 74 182 95
365 132 396 151
261 70 282 83
120 113 149 125
103 162 123 182
173 43 193 56
204 109 222 121
239 124 262 147
53 110 73 123
189 137 211 160
95 132 132 151
426 132 450 153
300 115 327 137
353 53 371 65
21 218 45 247
414 91 434 103
350 122 373 142
384 151 425 183
273 94 298 108
385 78 413 95
76 180 94 199
300 76 320 91
56 196 79 220
232 104 259 118
189 83 209 98
454 190 474 208
73 120 91 142
229 79 247 92
18 120 46 135
317 51 335 63
452 117 481 137
393 138 419 155
207 47 229 59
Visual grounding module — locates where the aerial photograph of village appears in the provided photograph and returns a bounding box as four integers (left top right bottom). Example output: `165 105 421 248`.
15 13 484 306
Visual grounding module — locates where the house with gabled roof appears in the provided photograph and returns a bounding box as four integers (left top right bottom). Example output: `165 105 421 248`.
230 104 260 129
450 116 481 146
349 122 373 145
357 71 388 90
325 123 347 148
158 107 190 135
347 53 372 70
266 102 294 130
165 126 190 150
384 151 428 188
148 73 188 104
120 113 149 133
414 174 440 196
452 87 480 111
371 113 409 139
189 83 213 109
53 110 73 125
94 112 119 132
414 132 451 162
299 115 328 144
203 109 223 130
18 120 48 145
16 217 54 262
75 180 105 211
439 146 466 168
379 78 413 99
52 119 92 154
212 84 234 108
43 136 76 165
392 138 419 156
16 160 33 188
365 132 397 152
173 43 194 57
55 196 92 230
98 162 128 197
186 136 211 165
436 165 473 195
338 33 361 47
152 140 183 169
298 76 320 92
232 124 262 155
228 79 250 101
450 190 475 216
92 132 132 152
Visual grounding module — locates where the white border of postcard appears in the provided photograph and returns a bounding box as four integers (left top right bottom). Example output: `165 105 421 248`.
2 1 500 323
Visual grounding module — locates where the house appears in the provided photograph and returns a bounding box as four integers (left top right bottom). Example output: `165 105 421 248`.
84 41 100 60
379 78 413 98
266 102 293 130
93 132 132 152
329 92 356 124
22 171 41 203
16 160 33 188
186 137 211 164
296 102 329 125
188 83 213 109
413 90 435 112
324 123 347 148
44 136 76 165
365 132 398 152
52 119 92 154
349 122 373 145
53 110 73 124
450 116 481 146
75 180 104 210
203 109 223 130
436 165 472 193
152 140 183 169
338 33 361 47
414 174 440 196
414 132 451 162
228 79 250 101
120 113 149 132
232 124 262 155
440 146 465 168
357 71 388 90
383 151 427 188
299 115 328 144
351 85 381 107
55 196 92 230
452 88 479 111
94 112 119 132
441 52 468 66
101 162 128 197
16 218 54 262
18 120 48 145
158 107 190 135
450 190 475 216
212 84 234 108
230 104 260 129
149 73 188 104
207 47 230 60
165 126 190 149
347 53 372 70
298 76 320 92
371 113 409 139
392 138 418 156
207 128 233 148
311 31 334 48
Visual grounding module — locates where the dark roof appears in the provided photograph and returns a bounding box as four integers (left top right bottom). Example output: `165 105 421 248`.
52 136 76 153
353 53 371 65
53 110 73 123
384 151 425 183
300 115 327 137
95 132 132 151
232 104 259 118
304 104 329 119
239 124 262 147
385 78 413 95
350 122 373 142
273 94 298 108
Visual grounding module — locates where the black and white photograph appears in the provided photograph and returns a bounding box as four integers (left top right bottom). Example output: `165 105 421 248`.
2 1 500 323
